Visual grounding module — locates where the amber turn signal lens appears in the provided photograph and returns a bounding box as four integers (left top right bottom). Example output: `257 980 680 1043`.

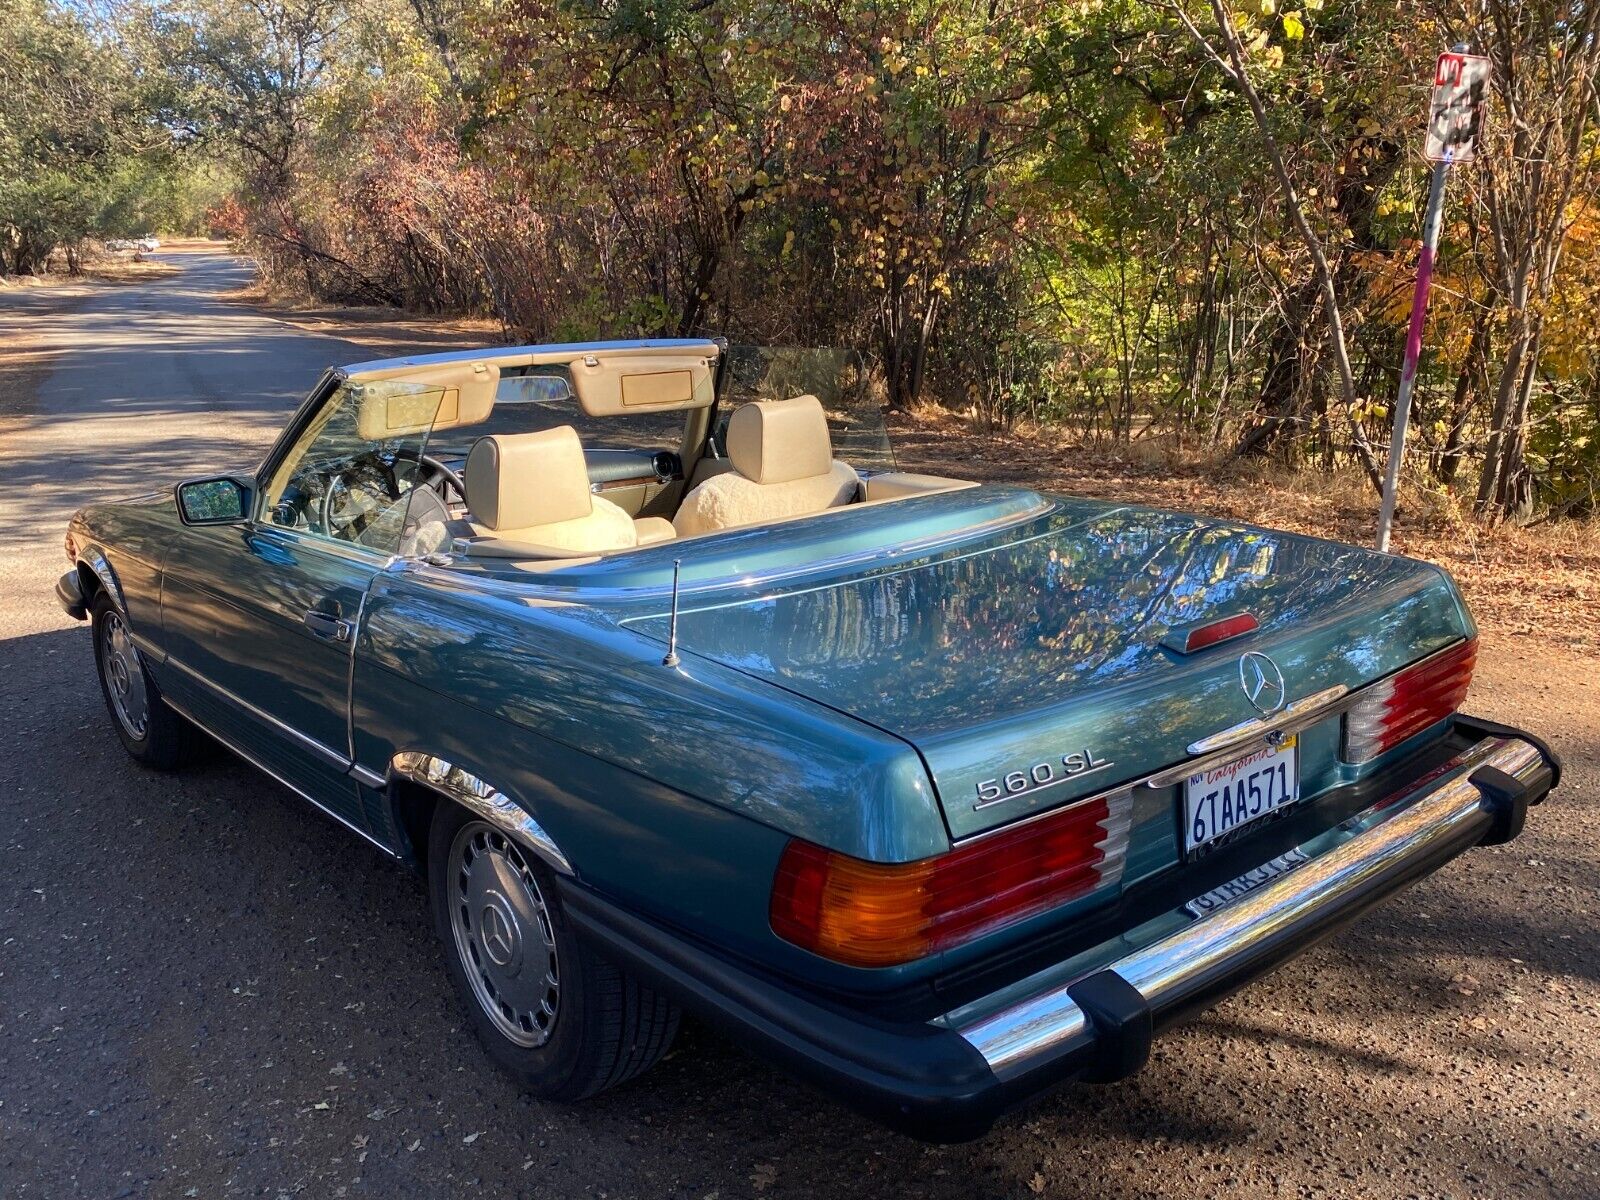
770 794 1123 967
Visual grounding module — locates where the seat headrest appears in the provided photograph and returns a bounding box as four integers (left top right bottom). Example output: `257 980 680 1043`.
727 395 833 485
464 427 593 531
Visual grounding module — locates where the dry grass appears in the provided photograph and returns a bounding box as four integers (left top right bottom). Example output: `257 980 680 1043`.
81 256 180 284
891 408 1599 654
0 254 178 288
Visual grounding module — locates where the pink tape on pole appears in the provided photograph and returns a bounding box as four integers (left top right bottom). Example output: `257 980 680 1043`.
1400 245 1436 386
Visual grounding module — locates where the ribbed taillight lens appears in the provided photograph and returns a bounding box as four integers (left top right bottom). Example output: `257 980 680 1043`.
1342 638 1477 764
770 793 1131 967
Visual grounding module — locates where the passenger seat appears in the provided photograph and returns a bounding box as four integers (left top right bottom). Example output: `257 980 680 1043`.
673 395 859 537
457 427 676 556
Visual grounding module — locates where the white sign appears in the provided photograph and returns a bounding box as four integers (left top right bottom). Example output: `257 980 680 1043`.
1425 51 1491 162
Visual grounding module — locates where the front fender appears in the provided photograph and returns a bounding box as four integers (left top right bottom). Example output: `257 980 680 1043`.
76 544 127 614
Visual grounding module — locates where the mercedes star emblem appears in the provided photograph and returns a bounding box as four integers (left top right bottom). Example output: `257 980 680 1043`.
1238 651 1288 717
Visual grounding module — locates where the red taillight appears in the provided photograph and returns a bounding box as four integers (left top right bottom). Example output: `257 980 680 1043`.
1343 638 1477 764
770 794 1130 967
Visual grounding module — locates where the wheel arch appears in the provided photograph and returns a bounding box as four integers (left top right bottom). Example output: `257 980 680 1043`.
384 751 575 879
76 545 126 614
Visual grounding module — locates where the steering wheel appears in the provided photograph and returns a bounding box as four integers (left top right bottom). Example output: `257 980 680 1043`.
320 456 398 538
393 447 468 505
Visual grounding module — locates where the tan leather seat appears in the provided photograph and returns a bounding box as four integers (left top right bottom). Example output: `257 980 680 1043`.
460 427 674 555
673 395 859 537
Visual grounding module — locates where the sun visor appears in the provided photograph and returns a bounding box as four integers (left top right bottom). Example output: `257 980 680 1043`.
569 352 716 416
353 360 500 440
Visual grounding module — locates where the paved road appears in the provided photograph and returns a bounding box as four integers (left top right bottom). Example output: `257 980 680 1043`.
2 252 1597 1199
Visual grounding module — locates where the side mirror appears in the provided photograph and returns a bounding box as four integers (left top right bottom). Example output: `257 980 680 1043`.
174 476 251 526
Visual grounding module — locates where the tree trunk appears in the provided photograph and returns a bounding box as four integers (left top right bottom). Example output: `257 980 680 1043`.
1436 303 1493 484
1236 274 1322 460
1483 322 1542 519
1475 295 1533 515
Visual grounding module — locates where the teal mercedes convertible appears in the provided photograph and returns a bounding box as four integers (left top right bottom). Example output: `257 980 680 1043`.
56 339 1559 1140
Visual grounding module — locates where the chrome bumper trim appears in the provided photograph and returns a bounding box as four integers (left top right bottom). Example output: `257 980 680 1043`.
952 735 1546 1079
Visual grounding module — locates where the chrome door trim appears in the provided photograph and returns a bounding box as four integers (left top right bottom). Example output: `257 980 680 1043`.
129 631 168 664
163 694 398 859
389 752 574 876
349 763 387 789
164 653 353 772
246 522 397 570
344 583 375 764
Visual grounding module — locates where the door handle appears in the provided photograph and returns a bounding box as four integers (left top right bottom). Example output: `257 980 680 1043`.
302 609 352 643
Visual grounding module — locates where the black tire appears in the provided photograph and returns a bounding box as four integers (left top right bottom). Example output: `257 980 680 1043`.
90 591 198 770
428 800 680 1100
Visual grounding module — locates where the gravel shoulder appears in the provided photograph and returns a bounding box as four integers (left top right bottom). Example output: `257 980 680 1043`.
0 254 1595 1200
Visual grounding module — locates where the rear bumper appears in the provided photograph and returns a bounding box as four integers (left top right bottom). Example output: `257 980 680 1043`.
57 569 87 620
562 722 1558 1141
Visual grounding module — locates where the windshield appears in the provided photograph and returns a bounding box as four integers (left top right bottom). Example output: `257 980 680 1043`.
414 345 897 471
424 366 689 458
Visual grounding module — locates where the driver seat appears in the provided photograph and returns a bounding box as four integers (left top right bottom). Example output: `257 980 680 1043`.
458 427 675 556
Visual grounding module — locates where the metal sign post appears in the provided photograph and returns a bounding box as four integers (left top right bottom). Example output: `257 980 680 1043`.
1375 47 1490 552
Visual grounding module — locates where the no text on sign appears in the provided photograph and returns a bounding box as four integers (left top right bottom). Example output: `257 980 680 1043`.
1425 51 1491 162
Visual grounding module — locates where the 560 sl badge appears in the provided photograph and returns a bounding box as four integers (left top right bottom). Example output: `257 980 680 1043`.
974 750 1115 809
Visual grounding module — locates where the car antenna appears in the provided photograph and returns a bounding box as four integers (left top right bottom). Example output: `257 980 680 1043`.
662 558 683 668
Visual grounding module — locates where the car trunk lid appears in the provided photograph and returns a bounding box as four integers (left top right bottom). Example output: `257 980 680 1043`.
630 501 1471 842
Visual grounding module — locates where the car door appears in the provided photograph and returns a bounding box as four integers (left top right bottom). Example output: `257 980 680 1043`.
159 375 447 836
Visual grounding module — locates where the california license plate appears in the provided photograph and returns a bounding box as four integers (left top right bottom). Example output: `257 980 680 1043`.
1183 737 1300 854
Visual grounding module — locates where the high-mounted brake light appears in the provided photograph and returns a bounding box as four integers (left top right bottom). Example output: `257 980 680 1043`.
1343 638 1477 765
770 794 1130 967
1162 612 1260 655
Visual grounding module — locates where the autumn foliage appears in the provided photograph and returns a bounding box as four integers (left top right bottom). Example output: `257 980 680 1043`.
6 0 1600 519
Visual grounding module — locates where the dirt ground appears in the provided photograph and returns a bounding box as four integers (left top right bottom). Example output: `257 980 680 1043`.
1 255 1595 1199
